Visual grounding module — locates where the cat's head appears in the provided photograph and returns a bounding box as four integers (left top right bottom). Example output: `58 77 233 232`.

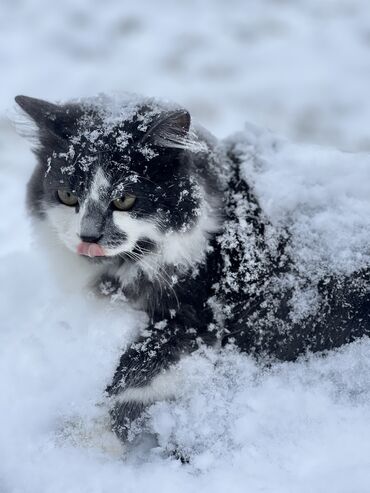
16 94 220 271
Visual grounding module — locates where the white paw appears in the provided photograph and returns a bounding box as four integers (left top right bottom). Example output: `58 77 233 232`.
55 413 125 458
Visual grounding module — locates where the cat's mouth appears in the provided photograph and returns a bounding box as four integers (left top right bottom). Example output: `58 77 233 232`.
77 242 106 258
76 242 129 262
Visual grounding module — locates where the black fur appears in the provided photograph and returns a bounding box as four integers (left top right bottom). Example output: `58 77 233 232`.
16 94 370 442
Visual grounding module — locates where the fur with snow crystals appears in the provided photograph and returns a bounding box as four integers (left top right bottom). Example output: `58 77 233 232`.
16 93 370 441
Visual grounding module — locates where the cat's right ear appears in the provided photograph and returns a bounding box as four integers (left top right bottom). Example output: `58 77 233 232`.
15 96 61 128
15 95 78 140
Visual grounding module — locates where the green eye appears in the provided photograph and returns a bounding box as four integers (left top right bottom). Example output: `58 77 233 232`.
112 194 136 211
57 190 78 207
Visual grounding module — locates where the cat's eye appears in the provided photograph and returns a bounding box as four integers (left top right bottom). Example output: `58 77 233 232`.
57 190 78 207
112 194 136 211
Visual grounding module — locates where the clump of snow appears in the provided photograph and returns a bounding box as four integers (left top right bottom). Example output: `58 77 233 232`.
149 342 370 484
228 123 370 278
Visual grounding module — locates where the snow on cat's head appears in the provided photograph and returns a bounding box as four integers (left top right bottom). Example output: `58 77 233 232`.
15 93 214 268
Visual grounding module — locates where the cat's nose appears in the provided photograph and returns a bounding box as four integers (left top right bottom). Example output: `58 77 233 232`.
80 234 103 244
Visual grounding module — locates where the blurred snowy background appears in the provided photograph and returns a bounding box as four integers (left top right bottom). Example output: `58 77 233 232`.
3 0 370 147
2 1 370 492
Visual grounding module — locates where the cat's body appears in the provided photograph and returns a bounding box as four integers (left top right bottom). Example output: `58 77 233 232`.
16 93 370 440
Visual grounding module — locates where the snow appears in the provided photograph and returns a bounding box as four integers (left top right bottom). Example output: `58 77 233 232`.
2 1 370 492
228 125 370 277
4 0 370 149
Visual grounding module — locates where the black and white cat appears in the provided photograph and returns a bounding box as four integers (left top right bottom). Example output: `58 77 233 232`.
16 93 370 441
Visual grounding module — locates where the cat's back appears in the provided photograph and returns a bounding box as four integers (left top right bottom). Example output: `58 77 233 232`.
217 124 370 358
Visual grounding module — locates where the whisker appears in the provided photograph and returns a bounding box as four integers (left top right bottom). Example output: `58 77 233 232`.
126 248 180 308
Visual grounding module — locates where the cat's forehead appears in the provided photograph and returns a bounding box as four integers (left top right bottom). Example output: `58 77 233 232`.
52 104 162 184
70 103 159 157
72 101 161 148
55 156 143 196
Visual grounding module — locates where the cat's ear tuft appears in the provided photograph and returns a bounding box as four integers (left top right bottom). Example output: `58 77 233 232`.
143 110 192 149
15 95 60 128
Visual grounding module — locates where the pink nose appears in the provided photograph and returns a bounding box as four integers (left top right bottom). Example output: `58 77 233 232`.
77 242 106 257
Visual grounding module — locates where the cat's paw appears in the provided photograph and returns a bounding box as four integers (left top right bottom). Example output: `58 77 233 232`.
169 447 190 464
55 413 126 458
96 274 127 303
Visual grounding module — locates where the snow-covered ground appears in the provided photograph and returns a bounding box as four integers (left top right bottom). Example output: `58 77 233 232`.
2 1 370 492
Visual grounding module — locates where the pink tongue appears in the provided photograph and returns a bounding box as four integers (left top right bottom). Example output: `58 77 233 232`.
77 242 105 257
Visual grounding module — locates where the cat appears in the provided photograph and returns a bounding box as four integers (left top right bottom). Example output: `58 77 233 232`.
15 93 370 441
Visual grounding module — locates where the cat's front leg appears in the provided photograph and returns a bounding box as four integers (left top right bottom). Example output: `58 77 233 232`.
107 363 181 441
106 320 212 441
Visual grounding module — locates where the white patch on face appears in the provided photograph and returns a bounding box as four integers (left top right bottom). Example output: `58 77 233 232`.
33 217 106 292
89 167 110 202
111 213 159 254
46 203 81 253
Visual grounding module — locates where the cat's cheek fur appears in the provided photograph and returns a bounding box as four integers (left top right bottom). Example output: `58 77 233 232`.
46 204 82 253
31 216 106 293
109 212 159 255
160 196 221 268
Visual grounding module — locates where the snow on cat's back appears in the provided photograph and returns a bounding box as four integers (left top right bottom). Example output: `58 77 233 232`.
226 122 370 280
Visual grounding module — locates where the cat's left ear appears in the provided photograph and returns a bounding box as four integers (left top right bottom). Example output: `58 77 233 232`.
142 110 191 149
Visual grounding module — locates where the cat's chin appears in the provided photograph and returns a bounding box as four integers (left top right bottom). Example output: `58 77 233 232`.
78 253 120 265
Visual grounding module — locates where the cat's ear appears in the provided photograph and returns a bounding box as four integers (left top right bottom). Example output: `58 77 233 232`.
15 96 61 127
142 110 191 149
15 95 78 140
